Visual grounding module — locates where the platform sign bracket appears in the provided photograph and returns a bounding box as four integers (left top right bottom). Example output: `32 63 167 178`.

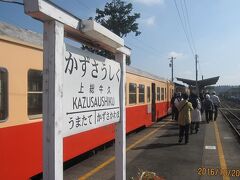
24 0 130 180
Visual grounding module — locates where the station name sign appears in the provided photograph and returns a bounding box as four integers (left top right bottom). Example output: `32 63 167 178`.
63 45 121 137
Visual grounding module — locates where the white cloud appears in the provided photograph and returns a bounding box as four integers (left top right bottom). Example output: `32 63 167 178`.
143 16 156 26
133 0 164 6
168 51 184 59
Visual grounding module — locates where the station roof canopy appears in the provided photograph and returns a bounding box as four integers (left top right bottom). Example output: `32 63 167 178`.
174 82 186 87
176 76 220 87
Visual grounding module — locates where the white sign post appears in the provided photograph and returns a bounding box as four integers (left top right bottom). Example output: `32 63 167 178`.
24 0 130 180
42 20 64 180
115 51 127 180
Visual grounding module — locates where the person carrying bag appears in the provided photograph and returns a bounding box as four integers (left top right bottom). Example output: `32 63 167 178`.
176 93 193 144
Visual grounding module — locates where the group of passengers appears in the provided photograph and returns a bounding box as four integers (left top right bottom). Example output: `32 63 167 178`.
170 90 220 144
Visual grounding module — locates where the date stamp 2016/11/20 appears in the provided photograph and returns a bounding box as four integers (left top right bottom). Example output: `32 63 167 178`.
197 167 240 177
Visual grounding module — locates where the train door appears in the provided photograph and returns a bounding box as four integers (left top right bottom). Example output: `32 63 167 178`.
151 83 156 122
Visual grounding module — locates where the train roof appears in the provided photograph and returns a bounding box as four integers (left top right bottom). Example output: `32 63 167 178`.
0 21 43 48
0 21 170 83
126 66 168 82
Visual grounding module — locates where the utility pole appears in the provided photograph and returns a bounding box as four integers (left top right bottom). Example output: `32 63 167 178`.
195 54 198 96
169 57 176 82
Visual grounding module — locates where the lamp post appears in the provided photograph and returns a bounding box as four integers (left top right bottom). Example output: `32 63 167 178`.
169 57 176 82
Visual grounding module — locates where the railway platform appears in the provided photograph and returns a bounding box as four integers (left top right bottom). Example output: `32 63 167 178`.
64 112 240 180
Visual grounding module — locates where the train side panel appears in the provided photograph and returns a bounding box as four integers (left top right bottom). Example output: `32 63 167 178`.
0 37 43 128
0 38 43 179
63 124 115 161
0 122 42 180
155 81 167 119
126 73 153 132
126 72 172 130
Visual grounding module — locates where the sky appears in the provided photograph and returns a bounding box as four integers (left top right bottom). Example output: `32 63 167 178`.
0 0 240 86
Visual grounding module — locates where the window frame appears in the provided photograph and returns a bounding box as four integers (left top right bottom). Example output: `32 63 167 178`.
157 87 160 101
138 84 145 103
129 82 137 104
161 87 164 101
0 67 8 122
27 69 43 119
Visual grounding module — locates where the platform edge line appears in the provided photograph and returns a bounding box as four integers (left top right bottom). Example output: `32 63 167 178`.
214 121 230 180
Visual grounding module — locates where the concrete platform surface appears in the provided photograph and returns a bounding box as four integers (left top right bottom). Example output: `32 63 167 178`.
64 113 240 180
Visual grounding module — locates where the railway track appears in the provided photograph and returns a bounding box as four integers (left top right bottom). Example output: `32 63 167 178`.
219 100 240 138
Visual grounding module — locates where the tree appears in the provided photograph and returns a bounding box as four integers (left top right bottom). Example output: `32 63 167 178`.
95 0 141 38
83 0 140 65
96 0 140 65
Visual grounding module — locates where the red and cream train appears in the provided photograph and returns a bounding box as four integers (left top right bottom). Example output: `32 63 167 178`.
0 22 174 179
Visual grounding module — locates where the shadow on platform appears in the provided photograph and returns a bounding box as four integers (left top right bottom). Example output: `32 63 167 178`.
132 142 181 150
165 126 179 130
157 133 179 138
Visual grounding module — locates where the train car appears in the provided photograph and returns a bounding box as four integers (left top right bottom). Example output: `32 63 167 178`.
126 66 174 132
0 21 173 179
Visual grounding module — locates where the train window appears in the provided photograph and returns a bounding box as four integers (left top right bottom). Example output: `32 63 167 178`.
165 88 167 100
28 70 42 119
0 68 8 121
139 84 145 103
157 87 160 101
147 86 150 103
161 87 164 100
129 83 137 104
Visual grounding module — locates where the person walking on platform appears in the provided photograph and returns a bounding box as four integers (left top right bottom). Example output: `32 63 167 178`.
199 92 205 114
211 91 220 121
174 92 182 121
176 93 193 144
203 94 214 123
189 93 202 134
170 93 177 120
